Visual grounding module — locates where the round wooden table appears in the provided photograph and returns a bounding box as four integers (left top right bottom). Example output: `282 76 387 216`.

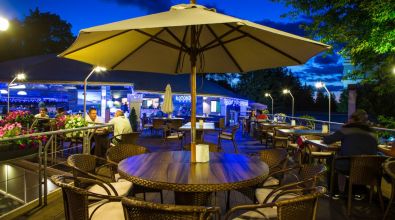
118 151 269 205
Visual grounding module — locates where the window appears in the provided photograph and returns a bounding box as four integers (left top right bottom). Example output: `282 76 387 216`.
211 101 217 112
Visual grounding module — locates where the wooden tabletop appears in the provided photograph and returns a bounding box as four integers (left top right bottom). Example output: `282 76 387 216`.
179 122 216 131
378 145 395 157
118 151 269 192
278 129 329 136
305 139 340 151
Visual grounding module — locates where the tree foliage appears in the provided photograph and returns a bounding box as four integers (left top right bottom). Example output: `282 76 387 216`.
0 8 74 62
273 0 395 94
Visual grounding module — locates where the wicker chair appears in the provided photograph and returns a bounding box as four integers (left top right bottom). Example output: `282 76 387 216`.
218 124 239 153
225 186 326 220
67 154 133 198
163 123 185 149
122 196 221 220
50 175 124 220
383 158 395 220
330 155 387 216
152 118 166 136
273 128 289 148
255 164 327 204
106 144 163 203
110 132 140 145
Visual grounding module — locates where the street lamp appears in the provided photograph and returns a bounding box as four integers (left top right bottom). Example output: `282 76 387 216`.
8 73 26 112
83 66 106 117
315 81 331 130
0 17 9 31
282 89 294 117
264 93 274 116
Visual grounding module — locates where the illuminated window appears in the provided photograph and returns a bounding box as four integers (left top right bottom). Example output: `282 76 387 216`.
211 101 217 112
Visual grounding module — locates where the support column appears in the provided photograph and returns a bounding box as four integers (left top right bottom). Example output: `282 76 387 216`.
348 84 357 118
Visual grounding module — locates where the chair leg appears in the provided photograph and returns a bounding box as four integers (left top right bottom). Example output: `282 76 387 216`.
347 182 353 216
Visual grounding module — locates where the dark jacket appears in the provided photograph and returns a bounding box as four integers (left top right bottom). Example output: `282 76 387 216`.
323 123 378 171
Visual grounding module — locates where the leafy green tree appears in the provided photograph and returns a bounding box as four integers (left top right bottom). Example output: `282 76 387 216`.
0 8 74 61
337 89 348 113
273 0 395 94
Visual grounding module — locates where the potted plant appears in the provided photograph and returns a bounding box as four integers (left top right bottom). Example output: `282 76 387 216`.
64 115 88 138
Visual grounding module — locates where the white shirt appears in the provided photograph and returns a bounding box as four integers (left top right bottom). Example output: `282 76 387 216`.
35 114 49 119
85 115 104 124
109 116 133 137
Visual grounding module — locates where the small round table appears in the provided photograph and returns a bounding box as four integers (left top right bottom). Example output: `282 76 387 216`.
118 151 269 205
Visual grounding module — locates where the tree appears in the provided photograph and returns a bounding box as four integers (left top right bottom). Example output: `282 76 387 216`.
273 0 395 94
0 8 74 61
337 89 348 113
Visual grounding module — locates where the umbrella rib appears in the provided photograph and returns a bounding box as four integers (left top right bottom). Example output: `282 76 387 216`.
202 34 247 51
164 28 189 52
134 29 185 52
224 24 303 64
205 24 243 73
175 26 189 73
110 29 167 70
60 30 133 57
200 25 242 51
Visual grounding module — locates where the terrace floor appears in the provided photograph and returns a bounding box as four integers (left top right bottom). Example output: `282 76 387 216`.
8 129 395 219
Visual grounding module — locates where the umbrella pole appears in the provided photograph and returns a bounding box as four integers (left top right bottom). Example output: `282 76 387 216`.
190 25 197 163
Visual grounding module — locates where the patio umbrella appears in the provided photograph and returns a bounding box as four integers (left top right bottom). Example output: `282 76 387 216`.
58 1 330 161
162 84 174 117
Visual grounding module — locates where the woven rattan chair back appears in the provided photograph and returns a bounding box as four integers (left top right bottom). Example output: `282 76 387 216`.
276 187 324 220
119 132 140 144
258 148 288 169
107 144 149 164
218 118 225 130
383 158 395 180
169 119 183 129
152 119 165 129
298 164 326 186
349 155 387 185
68 154 97 174
122 197 219 220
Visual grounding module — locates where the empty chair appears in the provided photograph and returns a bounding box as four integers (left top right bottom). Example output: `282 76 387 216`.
163 123 185 149
122 196 220 220
383 158 395 220
106 144 163 203
67 154 132 198
51 175 124 220
218 124 239 153
225 186 326 220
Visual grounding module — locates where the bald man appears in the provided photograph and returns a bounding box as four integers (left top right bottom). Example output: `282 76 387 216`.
109 110 133 143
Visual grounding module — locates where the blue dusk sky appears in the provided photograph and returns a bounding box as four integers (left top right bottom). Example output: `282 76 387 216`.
0 0 346 95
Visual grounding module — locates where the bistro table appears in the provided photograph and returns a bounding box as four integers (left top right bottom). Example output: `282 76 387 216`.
118 151 269 206
305 139 341 151
179 122 216 141
278 128 330 137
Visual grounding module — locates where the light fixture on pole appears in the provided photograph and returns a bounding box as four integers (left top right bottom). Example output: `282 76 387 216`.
0 17 9 31
315 81 331 130
8 73 26 113
83 66 106 117
264 93 274 115
282 89 294 117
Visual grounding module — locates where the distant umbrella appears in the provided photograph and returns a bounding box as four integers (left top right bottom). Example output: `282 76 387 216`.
163 84 174 116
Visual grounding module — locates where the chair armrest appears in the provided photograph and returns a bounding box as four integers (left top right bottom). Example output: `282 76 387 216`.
224 203 275 220
263 178 316 203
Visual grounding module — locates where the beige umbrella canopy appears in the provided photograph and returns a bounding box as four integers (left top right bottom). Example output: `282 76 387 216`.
162 84 174 116
59 2 330 161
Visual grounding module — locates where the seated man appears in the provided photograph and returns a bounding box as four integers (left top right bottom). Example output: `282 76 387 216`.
85 108 103 124
35 107 49 118
323 109 377 199
109 109 133 145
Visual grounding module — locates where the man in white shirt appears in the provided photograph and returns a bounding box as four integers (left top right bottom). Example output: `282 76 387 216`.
109 110 133 144
85 108 104 124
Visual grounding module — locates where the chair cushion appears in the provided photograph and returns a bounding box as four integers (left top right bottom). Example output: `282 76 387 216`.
267 132 274 137
219 134 233 140
233 207 277 220
88 181 132 198
255 188 298 204
263 177 279 187
89 201 124 220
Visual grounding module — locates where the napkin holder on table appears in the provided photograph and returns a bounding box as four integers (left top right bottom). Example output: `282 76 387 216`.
322 124 329 133
196 144 210 162
291 120 296 126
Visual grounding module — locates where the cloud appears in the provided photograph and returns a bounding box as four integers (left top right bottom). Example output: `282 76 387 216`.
102 0 172 13
314 53 341 65
257 20 306 36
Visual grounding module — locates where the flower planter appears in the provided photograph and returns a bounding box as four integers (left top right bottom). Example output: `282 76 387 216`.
0 143 38 161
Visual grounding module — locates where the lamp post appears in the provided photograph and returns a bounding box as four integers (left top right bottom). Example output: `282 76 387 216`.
282 89 294 117
8 73 26 113
0 17 9 31
264 93 274 116
83 66 106 117
315 82 331 130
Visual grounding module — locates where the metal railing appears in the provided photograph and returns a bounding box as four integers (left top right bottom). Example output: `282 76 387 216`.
0 123 113 214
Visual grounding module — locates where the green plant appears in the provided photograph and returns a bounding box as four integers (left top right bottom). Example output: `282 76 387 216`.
377 115 395 138
262 109 269 114
299 115 316 129
129 107 138 131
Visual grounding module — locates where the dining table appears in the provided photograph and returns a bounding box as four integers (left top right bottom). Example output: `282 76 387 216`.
305 139 341 151
277 128 330 137
118 151 269 206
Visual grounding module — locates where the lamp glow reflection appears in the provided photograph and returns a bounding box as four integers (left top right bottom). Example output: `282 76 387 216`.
8 73 26 112
84 66 107 117
315 81 331 130
0 17 9 31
